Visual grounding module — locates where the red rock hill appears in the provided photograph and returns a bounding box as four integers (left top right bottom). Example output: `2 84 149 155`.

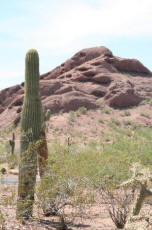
0 46 151 128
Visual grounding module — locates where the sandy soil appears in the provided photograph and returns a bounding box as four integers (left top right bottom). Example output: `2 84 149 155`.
0 184 115 230
1 181 152 230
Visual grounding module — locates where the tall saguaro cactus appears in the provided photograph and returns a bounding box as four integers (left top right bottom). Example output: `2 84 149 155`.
16 49 43 219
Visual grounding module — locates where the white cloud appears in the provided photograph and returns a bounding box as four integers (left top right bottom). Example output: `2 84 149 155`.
0 0 152 89
2 0 151 52
20 0 152 52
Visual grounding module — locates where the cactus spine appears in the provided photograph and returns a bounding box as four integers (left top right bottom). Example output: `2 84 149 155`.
16 49 43 219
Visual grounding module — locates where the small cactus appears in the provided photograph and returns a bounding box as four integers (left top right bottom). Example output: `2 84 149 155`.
44 109 51 122
9 132 15 155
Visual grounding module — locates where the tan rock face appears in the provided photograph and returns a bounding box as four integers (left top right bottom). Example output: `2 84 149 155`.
0 46 151 128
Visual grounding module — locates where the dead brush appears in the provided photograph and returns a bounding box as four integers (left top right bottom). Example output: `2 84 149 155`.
98 186 133 229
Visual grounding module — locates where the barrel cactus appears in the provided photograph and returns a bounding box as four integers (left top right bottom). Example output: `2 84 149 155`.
16 49 43 219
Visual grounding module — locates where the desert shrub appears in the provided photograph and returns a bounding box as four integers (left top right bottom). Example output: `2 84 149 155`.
0 186 16 229
0 142 6 164
98 118 104 123
98 101 111 114
0 138 18 169
38 135 138 214
37 136 140 227
0 126 152 228
146 98 152 106
123 120 132 126
68 107 87 124
140 112 150 118
109 118 121 127
98 184 132 229
68 111 77 123
98 101 105 110
0 130 18 165
0 210 5 230
37 142 96 227
121 110 131 117
76 106 87 116
6 152 18 169
103 107 111 114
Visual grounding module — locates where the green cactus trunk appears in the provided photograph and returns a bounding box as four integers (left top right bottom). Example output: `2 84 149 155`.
16 49 43 219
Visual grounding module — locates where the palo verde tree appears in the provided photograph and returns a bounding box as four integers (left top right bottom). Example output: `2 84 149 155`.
16 49 43 219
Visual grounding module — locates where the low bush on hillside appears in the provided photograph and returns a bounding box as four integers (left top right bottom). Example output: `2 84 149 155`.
1 126 152 228
37 126 152 227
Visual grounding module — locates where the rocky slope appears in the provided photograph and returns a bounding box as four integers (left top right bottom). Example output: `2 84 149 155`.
0 46 151 128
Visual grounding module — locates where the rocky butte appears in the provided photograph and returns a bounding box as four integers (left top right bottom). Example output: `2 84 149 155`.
0 46 152 128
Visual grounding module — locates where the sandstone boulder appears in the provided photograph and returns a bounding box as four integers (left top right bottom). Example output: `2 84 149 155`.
105 79 143 107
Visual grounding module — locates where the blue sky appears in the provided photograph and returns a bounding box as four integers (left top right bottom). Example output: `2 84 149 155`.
0 0 152 90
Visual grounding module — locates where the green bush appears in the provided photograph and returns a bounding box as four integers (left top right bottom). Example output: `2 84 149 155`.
37 142 95 220
1 125 152 227
76 106 87 116
140 112 150 118
98 101 111 114
146 98 152 106
109 118 121 127
0 142 6 164
7 153 18 169
38 126 152 198
122 110 131 116
0 210 5 230
123 120 132 126
98 118 104 124
68 111 77 123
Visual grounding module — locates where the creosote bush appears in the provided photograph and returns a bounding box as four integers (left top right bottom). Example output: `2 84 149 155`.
37 141 96 222
37 126 152 227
